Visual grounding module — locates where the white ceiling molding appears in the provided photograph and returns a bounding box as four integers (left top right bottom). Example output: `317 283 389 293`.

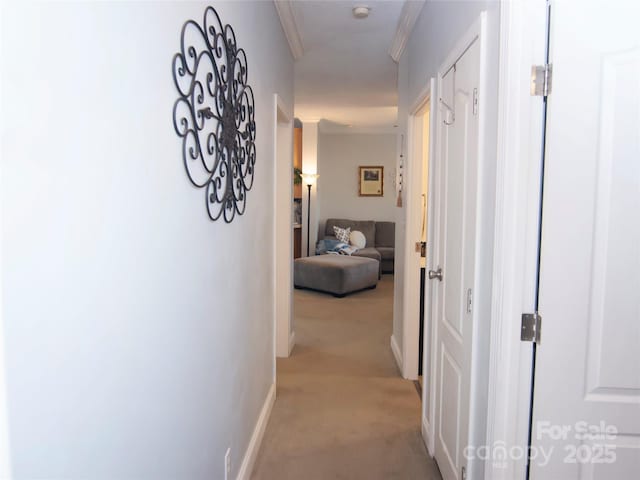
273 0 304 61
388 0 425 63
296 115 321 124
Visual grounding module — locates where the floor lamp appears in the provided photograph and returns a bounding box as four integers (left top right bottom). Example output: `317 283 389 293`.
301 173 319 256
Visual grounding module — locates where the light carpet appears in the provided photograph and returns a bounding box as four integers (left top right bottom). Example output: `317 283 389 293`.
251 275 442 480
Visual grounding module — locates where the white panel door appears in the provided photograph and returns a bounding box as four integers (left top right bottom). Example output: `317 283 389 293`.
530 1 640 478
432 36 481 480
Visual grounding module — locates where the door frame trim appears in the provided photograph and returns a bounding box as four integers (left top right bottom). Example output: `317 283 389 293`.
0 150 11 477
273 94 294 365
0 304 10 479
0 71 11 474
420 80 438 458
484 1 548 479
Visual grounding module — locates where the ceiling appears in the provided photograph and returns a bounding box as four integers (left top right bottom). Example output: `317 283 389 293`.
277 0 421 132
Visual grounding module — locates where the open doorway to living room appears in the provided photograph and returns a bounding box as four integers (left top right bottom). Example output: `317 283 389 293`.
254 122 441 478
292 125 398 301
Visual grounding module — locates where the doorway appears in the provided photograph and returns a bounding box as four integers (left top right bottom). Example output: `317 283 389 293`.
403 82 435 384
484 2 640 477
418 99 431 382
405 79 439 459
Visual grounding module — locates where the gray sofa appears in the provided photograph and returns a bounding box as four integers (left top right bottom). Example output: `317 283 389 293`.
323 218 395 274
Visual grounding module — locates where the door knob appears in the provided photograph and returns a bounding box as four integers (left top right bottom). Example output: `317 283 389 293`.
428 267 443 281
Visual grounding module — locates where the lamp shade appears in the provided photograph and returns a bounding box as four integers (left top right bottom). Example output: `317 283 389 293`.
301 173 319 186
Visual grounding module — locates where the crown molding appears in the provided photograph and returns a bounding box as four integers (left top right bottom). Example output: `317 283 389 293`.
296 115 321 124
273 0 304 61
389 0 425 63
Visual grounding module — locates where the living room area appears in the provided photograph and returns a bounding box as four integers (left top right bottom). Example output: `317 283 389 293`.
294 124 398 297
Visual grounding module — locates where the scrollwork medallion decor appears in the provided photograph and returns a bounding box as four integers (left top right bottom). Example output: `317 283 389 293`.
172 7 256 223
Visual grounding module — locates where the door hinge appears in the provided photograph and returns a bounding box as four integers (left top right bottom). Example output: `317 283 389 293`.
472 88 478 115
531 64 552 97
466 288 473 314
521 312 542 343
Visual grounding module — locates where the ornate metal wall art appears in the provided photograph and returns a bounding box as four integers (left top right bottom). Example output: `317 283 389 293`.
172 6 256 223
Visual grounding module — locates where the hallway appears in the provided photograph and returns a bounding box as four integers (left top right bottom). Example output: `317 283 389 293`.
251 277 441 479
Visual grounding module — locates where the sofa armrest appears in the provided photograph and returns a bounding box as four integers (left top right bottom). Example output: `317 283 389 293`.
374 221 395 248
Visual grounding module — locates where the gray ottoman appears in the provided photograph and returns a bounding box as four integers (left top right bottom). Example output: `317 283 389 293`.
294 255 379 297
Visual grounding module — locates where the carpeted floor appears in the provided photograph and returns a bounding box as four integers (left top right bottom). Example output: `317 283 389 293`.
251 275 442 480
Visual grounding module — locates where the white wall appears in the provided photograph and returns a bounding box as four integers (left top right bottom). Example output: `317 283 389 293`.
395 1 500 477
317 133 397 236
1 1 293 478
392 56 410 361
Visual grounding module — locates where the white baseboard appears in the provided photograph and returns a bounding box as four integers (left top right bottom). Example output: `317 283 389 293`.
288 331 296 356
390 334 403 375
236 382 276 480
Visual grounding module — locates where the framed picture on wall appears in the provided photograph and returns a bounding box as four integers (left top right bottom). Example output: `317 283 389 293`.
358 166 384 197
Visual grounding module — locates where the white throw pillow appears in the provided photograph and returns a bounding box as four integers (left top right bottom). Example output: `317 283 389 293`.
349 230 366 249
333 226 351 243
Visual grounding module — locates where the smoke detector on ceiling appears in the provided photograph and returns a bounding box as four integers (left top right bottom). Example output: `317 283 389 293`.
352 5 371 19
